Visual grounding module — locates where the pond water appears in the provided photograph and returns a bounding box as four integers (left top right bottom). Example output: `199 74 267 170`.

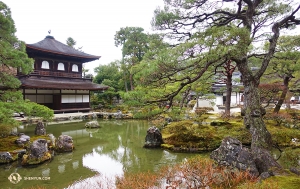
0 120 203 189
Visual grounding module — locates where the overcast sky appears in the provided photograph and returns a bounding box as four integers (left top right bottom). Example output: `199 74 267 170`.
3 0 165 74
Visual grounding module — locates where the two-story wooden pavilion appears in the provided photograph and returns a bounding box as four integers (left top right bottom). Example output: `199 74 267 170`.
18 35 108 113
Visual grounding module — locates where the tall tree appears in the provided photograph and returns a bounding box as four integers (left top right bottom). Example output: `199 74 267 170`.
262 35 300 113
215 59 237 116
138 0 300 173
114 27 149 91
0 2 53 128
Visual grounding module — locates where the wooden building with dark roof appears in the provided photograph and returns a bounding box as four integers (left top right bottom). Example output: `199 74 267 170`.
17 35 108 113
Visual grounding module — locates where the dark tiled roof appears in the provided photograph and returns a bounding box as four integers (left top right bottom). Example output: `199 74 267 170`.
26 36 101 62
19 77 109 91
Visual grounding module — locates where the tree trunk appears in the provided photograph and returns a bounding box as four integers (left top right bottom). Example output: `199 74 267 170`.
129 73 134 90
241 72 281 173
273 76 290 113
123 72 128 92
224 73 232 116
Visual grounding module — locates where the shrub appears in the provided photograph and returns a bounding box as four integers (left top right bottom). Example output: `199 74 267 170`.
116 157 257 189
264 112 292 127
0 124 12 138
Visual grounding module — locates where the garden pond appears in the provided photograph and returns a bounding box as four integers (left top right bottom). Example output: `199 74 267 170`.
0 120 204 189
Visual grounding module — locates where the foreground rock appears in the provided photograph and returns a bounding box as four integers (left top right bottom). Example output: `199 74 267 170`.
55 135 74 152
0 152 13 163
15 133 30 147
22 139 51 165
35 121 46 135
85 121 100 128
210 136 259 177
144 126 163 148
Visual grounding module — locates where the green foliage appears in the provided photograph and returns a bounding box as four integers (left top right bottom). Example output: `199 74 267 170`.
114 27 150 90
167 107 183 121
132 107 162 119
94 60 124 91
0 2 53 131
66 37 76 47
0 124 12 137
95 88 120 107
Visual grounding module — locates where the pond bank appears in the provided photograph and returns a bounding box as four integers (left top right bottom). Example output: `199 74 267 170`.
14 111 134 124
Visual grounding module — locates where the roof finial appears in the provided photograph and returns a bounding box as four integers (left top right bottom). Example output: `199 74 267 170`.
48 30 51 35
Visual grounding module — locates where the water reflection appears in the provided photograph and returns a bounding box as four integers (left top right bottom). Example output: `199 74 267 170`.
83 151 123 177
42 168 50 177
58 164 65 173
0 120 200 189
72 161 79 170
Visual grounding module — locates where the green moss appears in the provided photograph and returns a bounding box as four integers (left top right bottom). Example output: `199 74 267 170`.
261 175 300 189
22 152 52 165
161 144 174 150
160 112 300 153
280 148 300 168
0 135 53 156
267 124 300 147
0 136 21 151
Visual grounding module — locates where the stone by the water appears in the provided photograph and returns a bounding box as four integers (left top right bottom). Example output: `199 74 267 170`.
55 135 74 152
210 136 259 177
22 139 51 165
85 121 100 128
144 126 163 148
35 121 46 135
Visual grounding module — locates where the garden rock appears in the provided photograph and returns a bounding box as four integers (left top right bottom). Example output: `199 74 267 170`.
290 167 300 175
55 135 74 152
144 126 163 148
0 152 13 163
22 139 51 165
210 136 259 177
85 121 100 128
35 121 46 135
15 133 30 146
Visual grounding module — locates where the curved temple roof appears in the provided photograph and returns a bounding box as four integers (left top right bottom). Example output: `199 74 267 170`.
26 36 101 62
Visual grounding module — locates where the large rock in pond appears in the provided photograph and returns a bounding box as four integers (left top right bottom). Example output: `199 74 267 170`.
210 136 259 177
55 135 74 152
85 121 100 128
144 126 163 148
35 121 46 135
22 139 51 165
0 152 13 163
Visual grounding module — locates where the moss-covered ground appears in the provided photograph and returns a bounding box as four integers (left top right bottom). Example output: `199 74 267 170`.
160 115 300 152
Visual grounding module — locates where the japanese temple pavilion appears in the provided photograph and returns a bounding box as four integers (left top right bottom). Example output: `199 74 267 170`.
17 35 108 113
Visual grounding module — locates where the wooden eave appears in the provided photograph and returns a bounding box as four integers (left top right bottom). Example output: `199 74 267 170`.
19 76 109 91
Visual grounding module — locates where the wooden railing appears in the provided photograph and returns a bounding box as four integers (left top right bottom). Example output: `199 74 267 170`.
30 70 81 78
19 70 93 80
